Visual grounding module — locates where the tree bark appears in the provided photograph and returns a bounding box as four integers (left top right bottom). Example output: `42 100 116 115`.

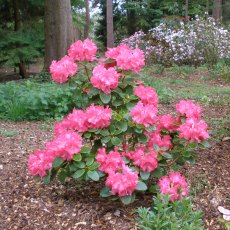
13 0 28 78
84 0 90 39
213 0 222 20
44 0 74 71
127 0 137 36
106 0 114 48
185 0 189 16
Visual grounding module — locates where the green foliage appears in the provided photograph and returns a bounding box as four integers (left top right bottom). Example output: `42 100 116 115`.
0 26 44 68
0 80 84 121
136 194 204 230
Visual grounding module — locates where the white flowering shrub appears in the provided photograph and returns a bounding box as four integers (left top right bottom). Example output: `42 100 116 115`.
122 16 230 67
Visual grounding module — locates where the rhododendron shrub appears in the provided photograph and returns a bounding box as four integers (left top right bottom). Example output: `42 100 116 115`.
28 39 210 204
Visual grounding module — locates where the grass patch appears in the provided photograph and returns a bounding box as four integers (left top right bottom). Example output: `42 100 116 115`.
0 129 18 137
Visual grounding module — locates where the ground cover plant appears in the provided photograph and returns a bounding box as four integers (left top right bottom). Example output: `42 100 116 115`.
28 39 210 209
0 80 84 121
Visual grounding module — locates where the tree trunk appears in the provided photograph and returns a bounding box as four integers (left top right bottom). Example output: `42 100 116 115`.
44 0 74 71
185 0 189 16
106 0 114 48
127 0 137 36
13 0 28 78
213 0 222 20
84 0 90 39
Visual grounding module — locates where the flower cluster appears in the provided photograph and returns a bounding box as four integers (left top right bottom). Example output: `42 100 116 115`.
106 43 145 73
158 172 188 201
68 38 97 62
122 16 230 66
28 131 82 176
176 100 209 143
54 104 112 136
50 56 78 83
130 85 158 127
106 165 138 197
91 65 120 94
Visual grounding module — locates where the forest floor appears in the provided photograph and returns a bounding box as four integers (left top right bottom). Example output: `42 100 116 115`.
0 66 230 229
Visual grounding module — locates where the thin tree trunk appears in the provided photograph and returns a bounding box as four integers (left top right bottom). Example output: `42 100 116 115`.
106 0 114 48
84 0 90 39
13 0 28 78
44 0 74 71
185 0 189 16
127 0 137 36
213 0 222 20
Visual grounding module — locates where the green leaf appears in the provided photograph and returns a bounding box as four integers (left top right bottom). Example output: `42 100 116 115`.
151 168 163 178
101 136 111 143
149 185 159 193
81 146 91 154
100 129 110 136
86 157 94 166
126 102 136 110
120 195 134 204
87 170 99 181
138 133 148 143
73 154 82 161
111 136 122 146
88 162 100 170
83 132 91 138
140 171 150 180
201 140 211 148
72 169 85 179
112 99 123 107
100 186 111 197
118 121 128 132
43 171 51 184
146 126 156 132
100 91 111 103
136 181 148 191
52 157 63 168
58 170 67 184
162 153 173 159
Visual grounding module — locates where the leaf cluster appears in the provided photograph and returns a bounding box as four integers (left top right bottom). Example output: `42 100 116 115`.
136 194 204 230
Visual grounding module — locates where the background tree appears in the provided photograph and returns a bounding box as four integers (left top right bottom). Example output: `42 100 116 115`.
0 0 44 78
44 0 74 71
213 0 222 20
106 0 115 47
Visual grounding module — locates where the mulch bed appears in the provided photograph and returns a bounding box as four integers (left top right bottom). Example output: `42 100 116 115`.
0 73 229 229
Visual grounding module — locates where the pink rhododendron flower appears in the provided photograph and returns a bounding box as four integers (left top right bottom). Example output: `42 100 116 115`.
158 172 188 201
54 109 88 136
28 150 55 177
134 151 158 172
85 104 112 129
66 109 88 132
157 114 179 132
46 131 82 161
68 38 97 62
176 100 201 119
146 131 172 150
178 118 209 143
91 65 120 94
105 44 145 73
105 43 129 59
50 55 78 83
106 165 138 196
130 102 158 127
96 148 124 174
134 85 158 106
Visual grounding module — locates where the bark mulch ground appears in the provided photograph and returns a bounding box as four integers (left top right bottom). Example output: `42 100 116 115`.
0 72 229 229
